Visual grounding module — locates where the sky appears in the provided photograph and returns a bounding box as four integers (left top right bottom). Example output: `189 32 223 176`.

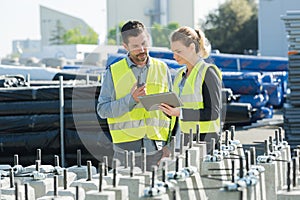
0 0 225 58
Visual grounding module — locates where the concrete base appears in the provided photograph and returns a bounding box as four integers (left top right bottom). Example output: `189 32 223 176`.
217 188 247 200
187 147 200 170
70 178 107 192
0 184 35 200
24 165 54 173
190 172 207 200
84 190 116 200
260 162 278 200
277 190 300 200
201 161 227 200
117 167 142 176
93 173 115 185
119 176 145 200
104 185 129 200
67 165 97 180
193 142 207 171
46 171 77 188
44 186 85 200
135 171 152 187
142 193 170 199
37 196 74 200
25 178 53 198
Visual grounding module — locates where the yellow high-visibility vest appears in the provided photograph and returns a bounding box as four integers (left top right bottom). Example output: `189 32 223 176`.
173 61 222 134
108 58 172 143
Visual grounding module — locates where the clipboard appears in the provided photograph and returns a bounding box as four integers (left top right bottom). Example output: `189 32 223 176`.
138 92 183 111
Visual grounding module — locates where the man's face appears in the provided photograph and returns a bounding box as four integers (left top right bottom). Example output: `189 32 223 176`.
123 31 150 65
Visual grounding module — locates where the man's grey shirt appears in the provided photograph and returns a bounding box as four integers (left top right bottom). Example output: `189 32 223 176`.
97 55 173 119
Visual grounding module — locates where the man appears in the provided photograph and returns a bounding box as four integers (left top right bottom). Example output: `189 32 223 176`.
97 20 174 170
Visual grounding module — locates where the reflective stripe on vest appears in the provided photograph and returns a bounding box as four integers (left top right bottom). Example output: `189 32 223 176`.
108 58 171 143
173 61 222 134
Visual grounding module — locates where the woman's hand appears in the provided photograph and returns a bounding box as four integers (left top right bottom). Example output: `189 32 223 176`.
159 103 180 117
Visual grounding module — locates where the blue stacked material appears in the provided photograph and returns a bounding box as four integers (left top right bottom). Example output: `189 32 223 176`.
263 82 284 107
222 72 264 95
158 58 184 69
106 53 126 68
118 48 175 60
210 53 288 72
149 50 174 60
117 48 127 54
106 53 184 69
262 71 288 93
238 91 269 108
251 106 273 121
271 71 288 94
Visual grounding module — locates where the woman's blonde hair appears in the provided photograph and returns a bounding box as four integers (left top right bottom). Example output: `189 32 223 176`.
170 26 211 59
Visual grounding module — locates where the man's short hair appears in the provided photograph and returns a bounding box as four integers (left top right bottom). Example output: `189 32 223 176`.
121 21 145 44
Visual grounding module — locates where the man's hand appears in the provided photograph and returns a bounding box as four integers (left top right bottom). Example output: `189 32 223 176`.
131 83 146 103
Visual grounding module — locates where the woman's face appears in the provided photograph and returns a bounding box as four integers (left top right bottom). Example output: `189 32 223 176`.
171 40 194 66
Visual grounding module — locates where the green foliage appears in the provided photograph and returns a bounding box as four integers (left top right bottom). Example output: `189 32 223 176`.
62 27 99 44
107 22 125 45
151 22 179 47
49 20 99 45
106 22 179 47
202 0 258 54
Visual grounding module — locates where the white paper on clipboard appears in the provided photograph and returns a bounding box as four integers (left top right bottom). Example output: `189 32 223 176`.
138 92 183 111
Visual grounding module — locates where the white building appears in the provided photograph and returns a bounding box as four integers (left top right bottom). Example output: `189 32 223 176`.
106 0 201 36
40 5 93 47
259 0 300 57
12 39 41 55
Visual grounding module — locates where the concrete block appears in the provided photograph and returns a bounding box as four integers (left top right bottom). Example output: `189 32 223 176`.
193 142 207 171
201 161 227 200
260 162 278 200
135 171 152 187
104 185 129 200
0 184 35 200
119 175 145 200
47 171 77 188
37 195 74 200
85 190 116 200
67 165 97 180
217 187 247 200
187 147 200 170
44 186 85 200
70 178 106 192
277 189 300 200
25 178 53 198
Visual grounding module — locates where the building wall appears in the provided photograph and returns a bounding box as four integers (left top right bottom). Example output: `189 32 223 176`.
40 6 93 47
12 39 41 55
106 0 199 35
259 0 300 57
168 0 196 27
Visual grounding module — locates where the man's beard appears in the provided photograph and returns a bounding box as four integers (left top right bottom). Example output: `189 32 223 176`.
131 52 147 63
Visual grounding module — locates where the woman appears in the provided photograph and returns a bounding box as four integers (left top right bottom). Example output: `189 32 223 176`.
159 26 222 151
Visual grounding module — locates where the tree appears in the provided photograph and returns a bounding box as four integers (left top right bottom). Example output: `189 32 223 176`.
106 22 179 47
202 0 258 54
49 20 66 45
151 22 179 47
107 22 125 45
62 27 99 44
